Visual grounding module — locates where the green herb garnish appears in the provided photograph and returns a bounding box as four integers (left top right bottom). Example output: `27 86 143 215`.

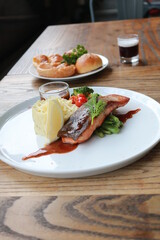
63 45 88 64
72 86 94 97
95 114 123 138
85 94 106 124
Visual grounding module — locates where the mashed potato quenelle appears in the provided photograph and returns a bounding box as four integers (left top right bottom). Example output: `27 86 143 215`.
32 97 78 143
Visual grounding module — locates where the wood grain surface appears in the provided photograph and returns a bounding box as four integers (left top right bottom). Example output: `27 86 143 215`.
0 18 160 239
0 195 160 239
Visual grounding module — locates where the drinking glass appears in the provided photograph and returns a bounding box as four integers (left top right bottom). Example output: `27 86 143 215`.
117 34 139 64
39 82 70 100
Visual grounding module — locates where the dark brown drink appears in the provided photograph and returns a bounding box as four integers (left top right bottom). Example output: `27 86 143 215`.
119 44 139 58
117 35 139 63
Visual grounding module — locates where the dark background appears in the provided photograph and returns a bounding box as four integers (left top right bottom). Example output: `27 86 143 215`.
0 0 160 79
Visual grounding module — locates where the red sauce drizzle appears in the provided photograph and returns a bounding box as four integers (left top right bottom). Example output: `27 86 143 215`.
22 139 78 161
116 108 141 123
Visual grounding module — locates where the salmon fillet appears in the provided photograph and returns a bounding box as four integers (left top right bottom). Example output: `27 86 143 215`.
58 94 130 144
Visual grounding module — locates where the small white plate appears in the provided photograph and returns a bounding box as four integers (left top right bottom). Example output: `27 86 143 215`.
29 55 109 81
0 87 160 178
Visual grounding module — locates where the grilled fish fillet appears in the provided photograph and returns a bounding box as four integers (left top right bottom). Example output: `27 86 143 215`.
58 94 130 144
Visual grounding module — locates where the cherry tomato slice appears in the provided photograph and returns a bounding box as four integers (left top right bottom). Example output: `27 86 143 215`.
70 94 88 107
75 94 88 107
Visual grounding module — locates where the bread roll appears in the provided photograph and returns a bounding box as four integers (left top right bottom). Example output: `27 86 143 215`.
76 53 102 74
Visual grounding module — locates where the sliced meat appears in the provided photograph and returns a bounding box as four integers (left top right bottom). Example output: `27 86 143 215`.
58 94 130 144
58 104 90 140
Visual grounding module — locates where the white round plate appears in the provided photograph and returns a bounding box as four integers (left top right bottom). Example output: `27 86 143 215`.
0 87 160 178
29 55 109 81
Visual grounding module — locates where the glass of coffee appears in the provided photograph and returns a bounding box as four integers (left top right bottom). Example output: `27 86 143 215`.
117 34 139 64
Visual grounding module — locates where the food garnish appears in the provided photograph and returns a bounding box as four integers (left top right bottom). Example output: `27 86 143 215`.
72 86 94 97
70 94 88 107
85 93 106 124
95 114 123 138
70 86 94 107
62 45 88 64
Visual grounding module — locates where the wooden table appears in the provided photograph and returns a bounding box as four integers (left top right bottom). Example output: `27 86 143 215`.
0 18 160 239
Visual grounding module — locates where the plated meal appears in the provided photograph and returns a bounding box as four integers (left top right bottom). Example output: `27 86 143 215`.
0 86 160 178
23 86 140 160
31 45 108 80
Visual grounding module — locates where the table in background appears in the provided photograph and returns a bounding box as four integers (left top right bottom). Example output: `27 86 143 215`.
0 17 160 239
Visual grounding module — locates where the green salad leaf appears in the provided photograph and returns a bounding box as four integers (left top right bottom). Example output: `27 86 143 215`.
72 86 94 97
85 94 106 124
95 114 123 138
63 45 88 64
